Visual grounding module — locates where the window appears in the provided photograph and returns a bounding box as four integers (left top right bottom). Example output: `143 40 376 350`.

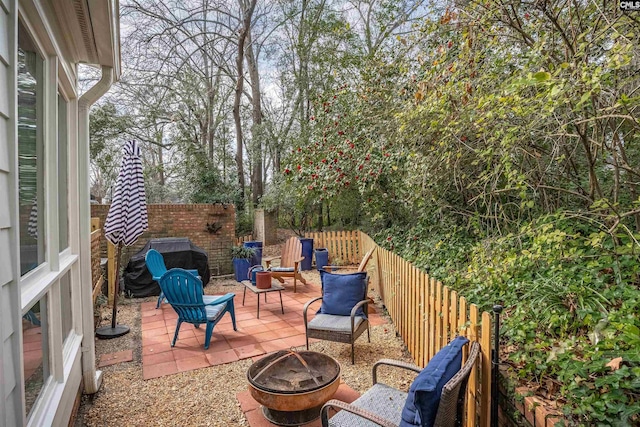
22 295 51 417
58 94 69 250
18 21 45 276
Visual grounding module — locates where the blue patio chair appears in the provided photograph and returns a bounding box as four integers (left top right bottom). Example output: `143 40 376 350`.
158 268 237 349
145 249 200 309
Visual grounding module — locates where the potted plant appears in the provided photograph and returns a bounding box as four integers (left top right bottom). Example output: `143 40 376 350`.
231 245 256 282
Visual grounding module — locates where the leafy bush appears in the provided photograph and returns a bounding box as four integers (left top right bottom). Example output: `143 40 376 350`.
235 210 253 236
230 245 256 259
383 213 640 424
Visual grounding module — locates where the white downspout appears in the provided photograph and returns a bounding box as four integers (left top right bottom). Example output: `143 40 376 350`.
77 66 114 394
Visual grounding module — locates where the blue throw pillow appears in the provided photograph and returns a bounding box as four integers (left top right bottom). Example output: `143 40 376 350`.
319 271 368 317
400 336 470 427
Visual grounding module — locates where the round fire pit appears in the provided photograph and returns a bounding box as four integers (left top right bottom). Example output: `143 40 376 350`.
247 350 341 426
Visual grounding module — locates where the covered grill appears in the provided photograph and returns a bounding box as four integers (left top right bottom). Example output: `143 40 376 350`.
122 237 210 297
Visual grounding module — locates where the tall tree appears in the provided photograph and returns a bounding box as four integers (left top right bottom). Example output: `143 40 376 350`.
233 0 257 206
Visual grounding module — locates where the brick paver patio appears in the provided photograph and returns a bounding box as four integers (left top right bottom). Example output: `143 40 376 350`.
140 279 387 380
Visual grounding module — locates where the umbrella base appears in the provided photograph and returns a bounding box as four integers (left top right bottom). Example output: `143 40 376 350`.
96 325 130 339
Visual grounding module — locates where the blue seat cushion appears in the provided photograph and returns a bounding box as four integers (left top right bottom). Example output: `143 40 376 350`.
400 335 469 427
319 271 367 317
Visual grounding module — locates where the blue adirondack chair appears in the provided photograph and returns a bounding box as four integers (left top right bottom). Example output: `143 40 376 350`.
145 249 200 309
158 268 237 349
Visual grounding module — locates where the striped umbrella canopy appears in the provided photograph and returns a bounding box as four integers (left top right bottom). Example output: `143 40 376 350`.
104 140 148 246
97 140 148 339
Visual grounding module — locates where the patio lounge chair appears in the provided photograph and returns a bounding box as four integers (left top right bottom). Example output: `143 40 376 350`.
145 248 200 308
323 246 376 274
264 237 308 292
303 270 370 364
158 268 237 349
321 339 480 427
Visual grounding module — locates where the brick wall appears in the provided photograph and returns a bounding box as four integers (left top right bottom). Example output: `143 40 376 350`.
91 204 236 276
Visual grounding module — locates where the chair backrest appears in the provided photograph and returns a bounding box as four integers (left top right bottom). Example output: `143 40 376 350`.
433 341 481 427
146 249 167 280
280 237 303 268
158 268 207 323
357 247 376 272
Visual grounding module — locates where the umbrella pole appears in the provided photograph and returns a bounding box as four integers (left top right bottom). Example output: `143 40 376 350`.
96 242 130 339
111 243 122 328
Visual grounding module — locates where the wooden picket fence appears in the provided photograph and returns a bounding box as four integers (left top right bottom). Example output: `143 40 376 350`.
304 230 362 265
90 218 104 303
306 230 493 427
235 234 254 245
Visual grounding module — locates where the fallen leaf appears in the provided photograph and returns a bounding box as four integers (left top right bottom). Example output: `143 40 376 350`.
606 357 623 371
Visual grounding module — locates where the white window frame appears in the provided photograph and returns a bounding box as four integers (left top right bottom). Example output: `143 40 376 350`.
17 4 83 425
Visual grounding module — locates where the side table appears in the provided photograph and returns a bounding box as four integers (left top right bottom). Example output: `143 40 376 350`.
240 280 285 319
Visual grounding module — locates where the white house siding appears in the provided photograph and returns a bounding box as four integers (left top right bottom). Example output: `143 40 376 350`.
0 1 118 424
1 0 22 425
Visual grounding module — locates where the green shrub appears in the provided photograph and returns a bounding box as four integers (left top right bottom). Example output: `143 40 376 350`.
230 245 256 259
381 213 640 425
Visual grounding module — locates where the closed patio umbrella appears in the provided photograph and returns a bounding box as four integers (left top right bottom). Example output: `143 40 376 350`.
96 140 148 339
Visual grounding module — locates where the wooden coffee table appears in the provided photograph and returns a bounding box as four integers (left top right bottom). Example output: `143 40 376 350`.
240 280 285 319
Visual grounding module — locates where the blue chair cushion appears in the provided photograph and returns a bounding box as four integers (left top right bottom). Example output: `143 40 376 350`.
400 335 469 427
319 271 367 317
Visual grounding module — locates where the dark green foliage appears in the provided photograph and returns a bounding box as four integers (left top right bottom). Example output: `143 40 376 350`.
235 210 254 236
386 213 640 425
188 167 239 205
230 245 256 259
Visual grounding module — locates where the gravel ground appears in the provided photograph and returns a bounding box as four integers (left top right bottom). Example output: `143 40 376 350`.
76 264 415 426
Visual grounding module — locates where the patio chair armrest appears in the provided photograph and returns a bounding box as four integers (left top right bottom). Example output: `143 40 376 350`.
349 299 370 319
323 265 358 272
372 359 422 385
263 256 280 268
303 296 323 326
320 399 397 427
350 299 370 331
205 293 235 306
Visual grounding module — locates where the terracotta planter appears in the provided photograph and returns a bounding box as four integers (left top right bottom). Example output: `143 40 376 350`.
256 271 272 289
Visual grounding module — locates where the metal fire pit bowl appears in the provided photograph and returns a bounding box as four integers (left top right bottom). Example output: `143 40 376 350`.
247 350 341 426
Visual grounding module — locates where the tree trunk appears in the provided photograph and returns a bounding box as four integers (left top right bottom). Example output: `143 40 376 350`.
233 0 257 207
245 29 263 207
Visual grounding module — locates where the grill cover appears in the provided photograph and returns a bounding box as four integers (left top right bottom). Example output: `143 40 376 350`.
123 237 211 297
